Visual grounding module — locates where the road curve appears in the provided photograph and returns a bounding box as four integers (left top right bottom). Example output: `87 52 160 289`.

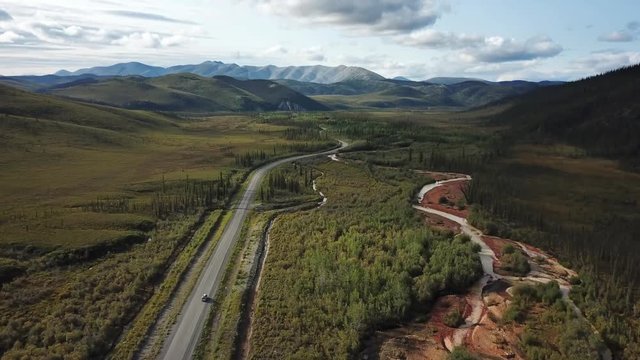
158 141 347 360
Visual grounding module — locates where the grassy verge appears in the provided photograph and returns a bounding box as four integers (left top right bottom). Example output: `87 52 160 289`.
136 209 234 360
192 212 254 360
204 213 273 359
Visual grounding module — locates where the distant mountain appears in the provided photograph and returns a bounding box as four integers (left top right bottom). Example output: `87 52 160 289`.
54 61 385 84
44 73 328 112
393 76 411 81
0 74 104 91
278 78 547 109
55 62 165 77
425 77 491 85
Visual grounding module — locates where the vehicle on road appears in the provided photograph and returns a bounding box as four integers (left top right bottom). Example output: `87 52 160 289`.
201 294 209 302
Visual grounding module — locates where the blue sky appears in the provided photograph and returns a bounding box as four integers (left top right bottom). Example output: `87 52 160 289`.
0 0 638 80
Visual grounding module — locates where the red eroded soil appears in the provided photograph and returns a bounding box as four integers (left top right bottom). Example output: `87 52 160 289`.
360 296 467 360
423 213 461 233
420 180 469 218
420 171 468 181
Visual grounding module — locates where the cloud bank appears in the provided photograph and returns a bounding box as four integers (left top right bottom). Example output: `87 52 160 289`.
106 10 197 25
255 0 446 34
401 30 562 63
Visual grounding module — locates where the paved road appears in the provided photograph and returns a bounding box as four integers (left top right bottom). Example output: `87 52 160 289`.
158 141 347 360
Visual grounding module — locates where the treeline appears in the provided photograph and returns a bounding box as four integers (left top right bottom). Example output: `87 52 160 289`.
235 150 269 167
282 127 328 141
234 141 338 169
151 173 237 218
249 163 482 358
260 163 317 203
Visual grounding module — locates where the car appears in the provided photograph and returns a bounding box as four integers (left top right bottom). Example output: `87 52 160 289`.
201 293 209 302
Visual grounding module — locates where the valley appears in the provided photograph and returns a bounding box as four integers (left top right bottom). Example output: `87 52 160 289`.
0 46 638 360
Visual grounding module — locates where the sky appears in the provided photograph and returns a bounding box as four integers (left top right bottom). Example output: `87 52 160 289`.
0 0 639 80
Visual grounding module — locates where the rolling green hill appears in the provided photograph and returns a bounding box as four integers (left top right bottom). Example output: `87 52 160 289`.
44 73 328 112
282 78 546 109
0 84 175 131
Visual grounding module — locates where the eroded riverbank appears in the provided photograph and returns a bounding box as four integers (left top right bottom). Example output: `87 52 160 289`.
365 172 611 360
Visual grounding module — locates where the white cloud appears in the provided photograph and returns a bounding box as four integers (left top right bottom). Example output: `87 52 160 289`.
0 30 21 43
300 46 326 62
470 35 562 63
110 32 184 48
262 45 288 56
598 21 640 42
399 30 562 63
399 29 481 48
254 0 447 34
574 50 640 73
598 31 634 42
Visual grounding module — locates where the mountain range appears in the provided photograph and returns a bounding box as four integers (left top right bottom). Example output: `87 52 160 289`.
42 73 328 112
0 61 566 111
54 61 385 84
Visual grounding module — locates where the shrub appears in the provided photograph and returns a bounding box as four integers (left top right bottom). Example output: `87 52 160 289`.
503 244 516 254
443 307 464 328
448 347 478 360
501 251 530 276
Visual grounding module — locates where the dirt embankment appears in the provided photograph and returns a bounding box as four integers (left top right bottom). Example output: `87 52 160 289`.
420 179 469 219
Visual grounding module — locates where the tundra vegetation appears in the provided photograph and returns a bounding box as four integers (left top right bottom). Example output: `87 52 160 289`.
503 282 604 359
0 86 335 359
248 160 482 358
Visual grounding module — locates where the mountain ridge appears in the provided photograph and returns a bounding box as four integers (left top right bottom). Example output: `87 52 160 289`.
43 73 328 112
54 61 385 84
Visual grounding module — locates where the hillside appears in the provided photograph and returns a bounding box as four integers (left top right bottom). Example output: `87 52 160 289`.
468 63 640 358
301 79 543 109
44 73 328 112
496 64 640 167
54 61 385 84
2 72 551 111
0 84 174 131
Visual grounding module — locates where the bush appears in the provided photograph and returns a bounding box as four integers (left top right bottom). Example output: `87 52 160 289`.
443 307 464 328
503 244 516 254
501 251 530 276
448 347 478 360
503 300 528 323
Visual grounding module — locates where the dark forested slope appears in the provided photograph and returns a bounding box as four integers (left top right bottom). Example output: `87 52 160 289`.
496 64 640 168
